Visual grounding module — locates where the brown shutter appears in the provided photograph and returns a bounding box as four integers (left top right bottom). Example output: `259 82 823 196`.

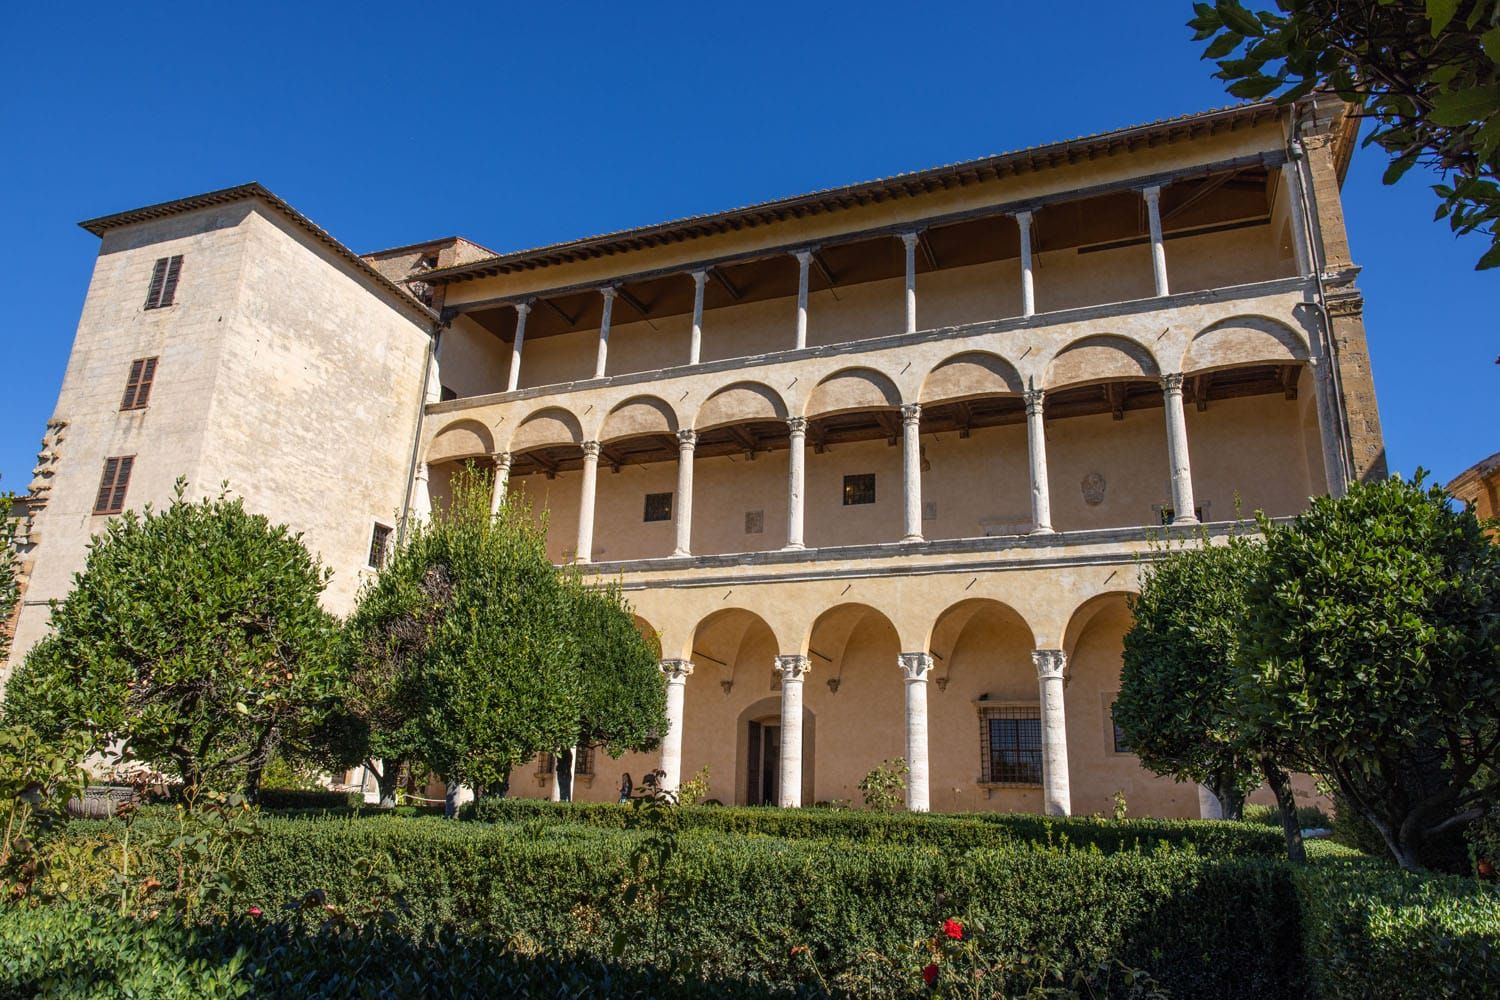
136 357 158 407
159 255 183 306
94 458 120 513
109 456 134 513
145 258 168 308
121 359 145 409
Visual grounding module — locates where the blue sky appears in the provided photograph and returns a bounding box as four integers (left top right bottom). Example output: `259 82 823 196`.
0 3 1491 496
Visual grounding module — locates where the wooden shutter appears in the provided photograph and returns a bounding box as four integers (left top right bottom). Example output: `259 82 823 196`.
93 456 134 514
136 357 158 407
159 255 183 306
145 258 168 308
93 458 120 513
121 359 145 409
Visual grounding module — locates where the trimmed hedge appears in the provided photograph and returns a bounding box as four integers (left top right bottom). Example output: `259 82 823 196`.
1293 858 1500 999
57 814 1300 998
253 788 363 811
460 796 1287 858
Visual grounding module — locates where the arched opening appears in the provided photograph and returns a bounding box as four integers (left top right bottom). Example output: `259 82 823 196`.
589 397 684 561
926 598 1039 814
680 383 794 555
802 603 902 806
505 408 586 562
800 369 906 548
425 419 500 516
918 352 1028 540
683 608 782 805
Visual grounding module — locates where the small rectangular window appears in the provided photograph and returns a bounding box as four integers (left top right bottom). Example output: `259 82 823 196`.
1157 504 1206 525
144 255 183 310
93 456 135 515
643 492 672 522
367 522 393 569
979 705 1042 785
1111 702 1133 754
120 357 159 410
744 509 765 535
575 744 595 777
843 473 876 506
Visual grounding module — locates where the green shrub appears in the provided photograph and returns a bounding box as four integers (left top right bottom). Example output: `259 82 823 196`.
53 813 1298 997
459 797 1285 858
1293 858 1500 999
253 788 362 811
1241 802 1331 830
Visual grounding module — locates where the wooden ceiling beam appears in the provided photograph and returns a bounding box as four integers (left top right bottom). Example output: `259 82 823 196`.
615 286 652 319
1162 171 1237 223
810 250 838 287
1192 372 1213 411
1103 382 1127 420
539 297 579 327
1280 364 1300 400
873 410 900 444
917 231 939 270
710 265 742 301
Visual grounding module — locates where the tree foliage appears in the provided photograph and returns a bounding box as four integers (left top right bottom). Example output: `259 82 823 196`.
564 575 666 762
0 494 18 667
0 483 342 792
1240 474 1500 871
1191 0 1500 268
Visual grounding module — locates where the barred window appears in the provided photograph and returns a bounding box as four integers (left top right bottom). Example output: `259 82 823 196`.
367 523 392 569
744 509 764 534
1111 702 1133 754
144 255 183 310
643 492 672 522
978 705 1042 785
1156 503 1206 524
93 456 135 515
843 473 876 506
120 357 159 410
540 747 594 777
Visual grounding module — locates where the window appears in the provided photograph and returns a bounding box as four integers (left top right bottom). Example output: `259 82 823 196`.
1111 702 1133 754
1156 503 1206 524
978 705 1042 784
540 747 594 777
144 255 183 310
120 357 159 410
367 522 393 569
744 509 764 534
93 456 135 515
842 473 876 506
643 492 672 522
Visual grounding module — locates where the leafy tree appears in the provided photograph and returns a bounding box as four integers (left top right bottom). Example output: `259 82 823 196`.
1117 536 1307 861
0 483 342 793
0 493 18 667
1240 474 1500 871
1191 0 1500 268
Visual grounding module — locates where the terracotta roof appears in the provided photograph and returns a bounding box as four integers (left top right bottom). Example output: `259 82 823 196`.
1446 450 1500 494
421 100 1288 285
78 183 439 326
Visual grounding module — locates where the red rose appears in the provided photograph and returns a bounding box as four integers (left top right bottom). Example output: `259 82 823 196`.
247 905 263 917
942 918 964 940
922 963 939 986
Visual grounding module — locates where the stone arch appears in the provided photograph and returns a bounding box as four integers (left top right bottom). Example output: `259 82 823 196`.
1044 334 1161 391
600 395 679 443
926 598 1037 663
804 367 903 419
735 695 815 806
920 351 1024 406
632 614 663 660
509 407 584 453
1181 315 1309 375
694 381 788 432
683 606 779 669
1060 591 1136 662
803 603 901 679
426 418 495 464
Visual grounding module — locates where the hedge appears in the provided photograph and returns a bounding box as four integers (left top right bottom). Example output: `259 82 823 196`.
252 788 363 811
56 814 1299 997
460 796 1286 858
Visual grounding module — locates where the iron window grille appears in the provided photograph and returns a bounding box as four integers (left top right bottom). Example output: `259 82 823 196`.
93 456 135 515
843 473 876 506
643 492 673 522
368 523 393 570
1111 702 1133 754
744 509 765 534
120 357 159 410
144 256 183 310
978 704 1042 785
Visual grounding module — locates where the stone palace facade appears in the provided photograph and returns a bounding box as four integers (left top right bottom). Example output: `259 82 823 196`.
6 95 1384 816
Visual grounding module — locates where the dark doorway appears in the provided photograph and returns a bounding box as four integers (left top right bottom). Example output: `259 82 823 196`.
747 720 781 806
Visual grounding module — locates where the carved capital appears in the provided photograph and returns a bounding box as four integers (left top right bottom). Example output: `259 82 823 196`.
1013 209 1034 227
1141 184 1162 204
600 285 619 301
1031 649 1067 681
1160 372 1185 394
690 269 708 286
900 403 921 426
659 658 694 683
900 231 921 248
1325 294 1365 319
491 451 513 471
676 429 698 450
582 440 602 460
774 654 811 682
786 416 808 436
793 248 814 265
515 300 533 317
898 652 933 682
1024 388 1045 415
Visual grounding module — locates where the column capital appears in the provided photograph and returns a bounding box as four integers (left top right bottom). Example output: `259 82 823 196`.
900 402 921 425
414 463 430 482
659 658 694 682
600 285 619 301
1024 387 1046 415
793 248 815 264
581 440 602 459
690 268 708 285
898 652 933 681
491 451 513 470
1032 649 1067 680
787 416 808 435
900 230 921 248
1013 208 1034 225
1160 372 1185 393
1141 184 1162 203
515 300 533 316
676 428 698 449
774 654 811 681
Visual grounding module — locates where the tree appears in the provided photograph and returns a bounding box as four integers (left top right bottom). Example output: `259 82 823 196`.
1 483 343 793
1116 535 1308 861
1240 474 1500 871
1191 0 1500 268
0 494 18 667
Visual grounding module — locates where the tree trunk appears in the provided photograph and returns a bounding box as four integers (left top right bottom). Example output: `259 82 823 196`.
370 758 402 809
1209 773 1246 820
1260 757 1305 864
557 748 575 802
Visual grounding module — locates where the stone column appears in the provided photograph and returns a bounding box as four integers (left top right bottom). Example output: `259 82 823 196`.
1198 784 1225 820
1159 374 1198 524
775 654 811 808
659 659 693 793
1280 162 1312 277
550 748 576 802
689 269 707 365
898 653 933 812
410 463 432 522
1308 357 1348 498
506 301 531 393
900 403 923 542
1024 388 1054 534
1015 210 1036 318
794 250 812 350
594 286 616 379
575 441 601 563
1032 649 1071 816
785 416 807 550
901 232 919 333
1143 186 1169 296
489 451 512 516
673 430 696 557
